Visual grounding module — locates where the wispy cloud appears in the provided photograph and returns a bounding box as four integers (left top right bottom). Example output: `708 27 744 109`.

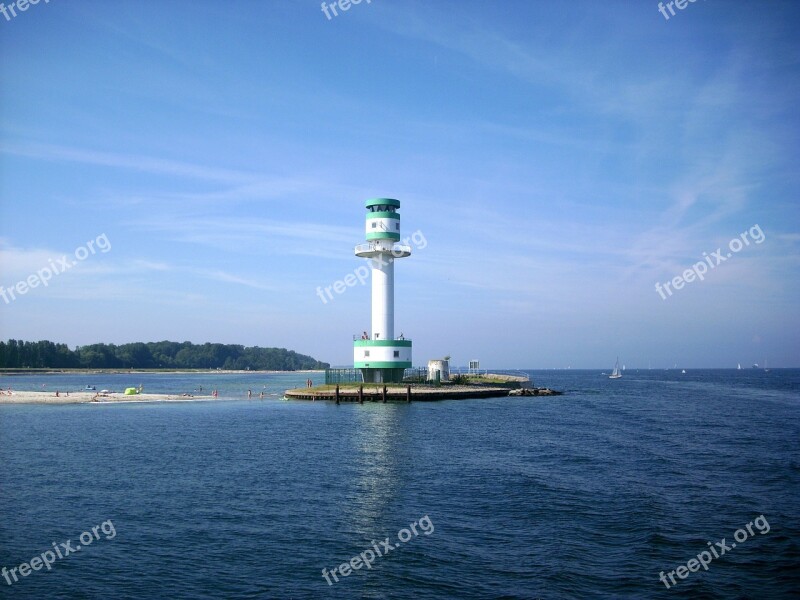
189 267 287 292
132 215 359 258
0 142 256 185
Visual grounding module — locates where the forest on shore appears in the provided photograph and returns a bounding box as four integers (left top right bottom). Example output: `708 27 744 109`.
0 340 329 370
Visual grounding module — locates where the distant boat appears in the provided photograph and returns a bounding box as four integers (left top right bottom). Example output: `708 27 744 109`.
752 363 759 369
681 369 686 374
764 359 770 373
622 364 626 371
609 357 622 379
737 363 741 370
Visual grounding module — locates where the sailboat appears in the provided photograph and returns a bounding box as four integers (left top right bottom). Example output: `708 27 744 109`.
737 363 742 370
764 359 770 373
609 357 622 379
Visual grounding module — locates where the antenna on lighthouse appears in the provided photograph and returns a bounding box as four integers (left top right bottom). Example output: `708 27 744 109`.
353 198 412 384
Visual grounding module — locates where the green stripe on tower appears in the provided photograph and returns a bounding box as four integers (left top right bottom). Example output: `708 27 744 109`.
354 361 412 368
365 198 400 208
366 212 400 220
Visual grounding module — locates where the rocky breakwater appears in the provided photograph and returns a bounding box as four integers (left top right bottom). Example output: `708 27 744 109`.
508 387 563 396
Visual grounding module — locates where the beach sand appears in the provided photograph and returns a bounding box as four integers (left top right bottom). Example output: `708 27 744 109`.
0 391 214 404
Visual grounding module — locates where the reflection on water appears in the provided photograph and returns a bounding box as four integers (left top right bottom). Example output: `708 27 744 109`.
347 403 414 538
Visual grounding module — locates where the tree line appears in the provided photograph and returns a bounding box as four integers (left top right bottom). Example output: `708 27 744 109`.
0 340 329 370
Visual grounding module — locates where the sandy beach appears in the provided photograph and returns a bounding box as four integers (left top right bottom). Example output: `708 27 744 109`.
0 391 214 404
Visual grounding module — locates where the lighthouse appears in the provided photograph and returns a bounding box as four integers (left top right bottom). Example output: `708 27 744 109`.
353 198 412 383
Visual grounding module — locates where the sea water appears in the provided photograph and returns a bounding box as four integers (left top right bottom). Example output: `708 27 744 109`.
1 369 798 598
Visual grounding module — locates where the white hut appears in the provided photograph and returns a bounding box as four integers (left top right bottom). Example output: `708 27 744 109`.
427 359 450 382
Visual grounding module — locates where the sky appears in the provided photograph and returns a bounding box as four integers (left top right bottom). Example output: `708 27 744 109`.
1 0 799 369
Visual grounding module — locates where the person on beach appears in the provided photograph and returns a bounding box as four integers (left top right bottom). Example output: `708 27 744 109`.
55 391 59 397
213 389 218 398
247 389 252 399
259 391 264 399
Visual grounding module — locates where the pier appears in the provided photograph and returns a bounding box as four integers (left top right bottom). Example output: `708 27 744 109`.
284 381 562 402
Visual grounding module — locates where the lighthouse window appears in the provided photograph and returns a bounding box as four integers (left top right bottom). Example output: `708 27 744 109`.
393 351 400 358
364 351 370 357
371 222 377 228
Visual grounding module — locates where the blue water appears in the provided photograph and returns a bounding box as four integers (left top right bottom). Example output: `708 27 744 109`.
1 370 798 599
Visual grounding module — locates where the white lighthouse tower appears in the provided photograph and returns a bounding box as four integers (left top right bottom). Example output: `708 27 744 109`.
353 198 412 383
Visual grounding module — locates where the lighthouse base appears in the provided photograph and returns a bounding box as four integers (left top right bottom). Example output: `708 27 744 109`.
359 367 406 384
353 339 412 384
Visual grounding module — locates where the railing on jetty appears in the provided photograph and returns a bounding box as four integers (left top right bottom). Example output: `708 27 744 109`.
325 368 363 385
326 367 430 384
449 367 531 378
403 367 427 383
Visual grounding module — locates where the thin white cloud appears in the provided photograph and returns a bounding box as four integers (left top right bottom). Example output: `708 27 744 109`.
0 141 256 185
189 268 287 293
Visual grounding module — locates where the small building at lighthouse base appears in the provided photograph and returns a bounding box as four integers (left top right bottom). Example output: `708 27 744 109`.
427 359 450 382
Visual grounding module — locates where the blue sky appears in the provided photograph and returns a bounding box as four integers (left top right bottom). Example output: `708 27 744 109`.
1 0 798 368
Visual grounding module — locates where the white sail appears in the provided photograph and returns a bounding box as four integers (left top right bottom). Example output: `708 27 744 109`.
609 357 622 379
